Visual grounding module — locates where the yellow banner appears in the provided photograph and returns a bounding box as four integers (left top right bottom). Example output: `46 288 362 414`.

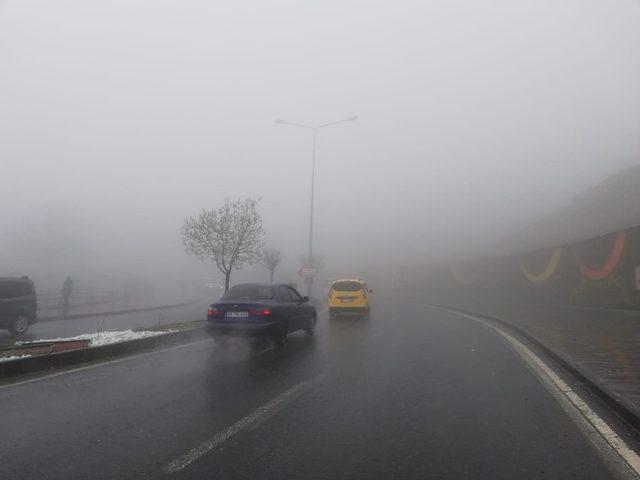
519 248 562 284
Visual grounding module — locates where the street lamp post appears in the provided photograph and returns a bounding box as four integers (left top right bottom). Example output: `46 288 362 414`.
275 116 358 297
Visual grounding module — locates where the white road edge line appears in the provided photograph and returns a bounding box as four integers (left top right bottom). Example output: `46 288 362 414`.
165 373 326 474
456 311 640 478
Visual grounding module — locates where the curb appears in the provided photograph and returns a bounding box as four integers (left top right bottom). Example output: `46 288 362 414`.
0 325 209 381
432 303 640 434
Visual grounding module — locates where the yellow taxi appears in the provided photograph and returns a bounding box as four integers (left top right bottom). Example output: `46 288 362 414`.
328 279 372 319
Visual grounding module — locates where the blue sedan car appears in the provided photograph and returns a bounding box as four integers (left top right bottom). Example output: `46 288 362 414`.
205 283 317 345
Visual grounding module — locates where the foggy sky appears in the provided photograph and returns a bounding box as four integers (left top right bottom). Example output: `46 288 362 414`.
1 0 640 290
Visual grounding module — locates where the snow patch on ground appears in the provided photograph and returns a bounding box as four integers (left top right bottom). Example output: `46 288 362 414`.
0 355 32 363
22 329 172 347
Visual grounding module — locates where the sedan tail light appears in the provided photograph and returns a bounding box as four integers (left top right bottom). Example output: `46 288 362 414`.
251 307 272 317
207 308 223 319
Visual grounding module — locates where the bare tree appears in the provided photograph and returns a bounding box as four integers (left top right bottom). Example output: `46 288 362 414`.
262 247 282 283
181 198 264 292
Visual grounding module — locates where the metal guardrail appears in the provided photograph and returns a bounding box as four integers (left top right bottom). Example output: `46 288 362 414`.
36 290 138 316
37 298 206 322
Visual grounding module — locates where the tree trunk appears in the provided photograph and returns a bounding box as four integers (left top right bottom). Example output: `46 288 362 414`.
224 272 231 293
270 270 274 283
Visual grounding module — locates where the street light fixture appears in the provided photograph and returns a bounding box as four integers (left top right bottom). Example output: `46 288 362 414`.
275 116 358 296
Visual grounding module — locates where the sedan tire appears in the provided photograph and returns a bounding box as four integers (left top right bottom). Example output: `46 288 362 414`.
271 327 287 346
305 316 317 336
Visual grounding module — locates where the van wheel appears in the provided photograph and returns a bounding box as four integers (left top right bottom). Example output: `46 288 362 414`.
9 314 30 335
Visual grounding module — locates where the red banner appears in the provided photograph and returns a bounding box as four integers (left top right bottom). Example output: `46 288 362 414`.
574 232 626 280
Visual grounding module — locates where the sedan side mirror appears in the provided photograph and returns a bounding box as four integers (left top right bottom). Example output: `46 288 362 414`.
302 296 310 303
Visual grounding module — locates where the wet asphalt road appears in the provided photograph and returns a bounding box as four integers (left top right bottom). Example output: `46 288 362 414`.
0 302 617 479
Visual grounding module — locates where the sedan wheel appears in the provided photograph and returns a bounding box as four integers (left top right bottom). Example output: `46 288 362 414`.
305 316 317 336
271 328 287 346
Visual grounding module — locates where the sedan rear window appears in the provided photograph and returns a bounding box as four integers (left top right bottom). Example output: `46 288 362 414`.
332 281 363 292
223 285 274 300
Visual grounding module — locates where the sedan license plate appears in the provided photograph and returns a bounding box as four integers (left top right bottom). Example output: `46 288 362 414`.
226 311 249 318
341 298 355 303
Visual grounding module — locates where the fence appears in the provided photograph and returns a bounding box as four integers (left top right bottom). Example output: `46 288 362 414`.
37 290 126 316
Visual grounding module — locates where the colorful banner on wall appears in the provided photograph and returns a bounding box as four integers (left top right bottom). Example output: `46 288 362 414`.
573 232 626 280
519 248 562 284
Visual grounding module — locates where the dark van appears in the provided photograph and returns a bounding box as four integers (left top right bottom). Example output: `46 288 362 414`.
0 276 37 335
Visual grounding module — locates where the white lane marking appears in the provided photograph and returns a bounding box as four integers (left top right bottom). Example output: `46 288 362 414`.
361 329 384 346
456 311 640 477
0 338 212 391
165 374 326 474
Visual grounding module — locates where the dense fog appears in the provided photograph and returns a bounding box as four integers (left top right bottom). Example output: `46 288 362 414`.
1 0 639 297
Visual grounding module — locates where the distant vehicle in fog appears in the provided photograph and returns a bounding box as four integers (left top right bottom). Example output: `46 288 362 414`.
328 279 372 319
0 276 37 335
205 283 316 346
